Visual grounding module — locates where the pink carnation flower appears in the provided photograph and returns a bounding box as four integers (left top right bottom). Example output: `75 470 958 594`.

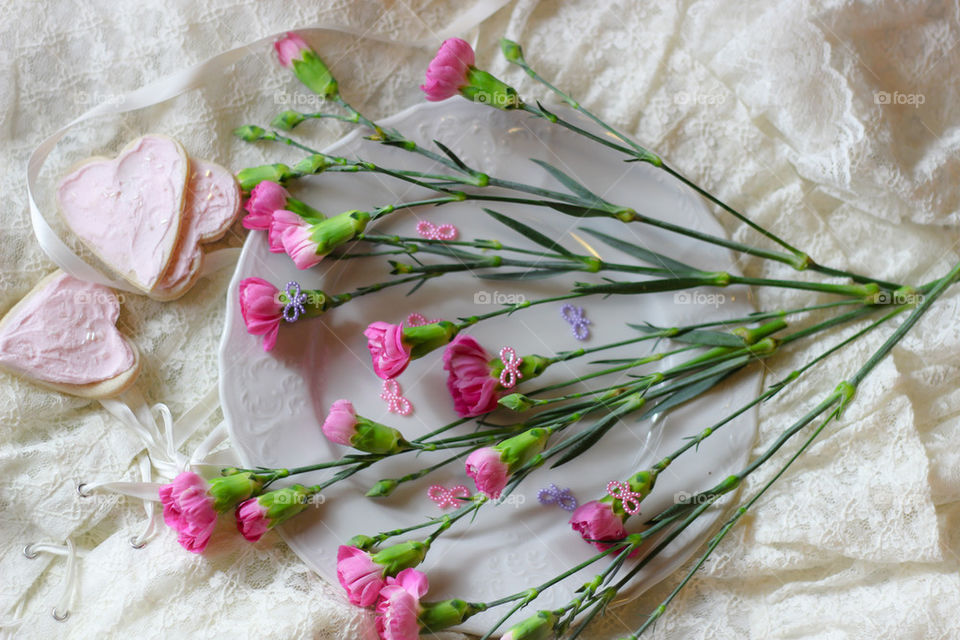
243 180 289 230
158 472 218 553
569 500 628 551
337 545 386 607
364 322 412 379
464 447 510 499
235 498 270 542
421 38 475 101
375 568 428 640
238 277 283 351
322 399 358 445
271 209 323 269
274 32 310 68
442 334 500 417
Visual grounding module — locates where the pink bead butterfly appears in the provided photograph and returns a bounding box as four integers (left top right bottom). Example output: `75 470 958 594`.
428 484 470 508
606 481 643 515
498 346 523 389
417 220 458 241
380 379 412 415
406 312 441 327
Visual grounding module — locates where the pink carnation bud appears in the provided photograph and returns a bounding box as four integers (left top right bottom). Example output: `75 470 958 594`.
322 399 359 445
274 32 311 68
337 545 386 607
464 447 510 499
442 334 500 417
420 38 476 101
243 180 289 230
235 497 270 542
270 209 323 270
568 500 628 551
364 322 413 379
375 568 429 640
158 471 218 553
238 278 283 352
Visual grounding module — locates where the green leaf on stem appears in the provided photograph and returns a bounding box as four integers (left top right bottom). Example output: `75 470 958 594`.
573 278 714 295
637 366 741 422
529 158 608 205
546 201 615 218
578 227 699 274
483 208 579 259
432 139 471 172
629 324 745 347
478 269 573 280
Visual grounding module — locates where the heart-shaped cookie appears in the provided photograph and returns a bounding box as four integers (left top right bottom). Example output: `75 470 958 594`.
151 159 241 300
57 135 188 292
0 271 140 398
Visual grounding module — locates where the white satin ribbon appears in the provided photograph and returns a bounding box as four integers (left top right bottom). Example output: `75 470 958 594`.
27 3 511 291
21 539 79 622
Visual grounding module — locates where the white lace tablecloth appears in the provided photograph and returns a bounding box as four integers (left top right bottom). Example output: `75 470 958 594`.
2 1 960 638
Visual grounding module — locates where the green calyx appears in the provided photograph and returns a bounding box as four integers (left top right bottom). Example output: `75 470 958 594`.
278 286 329 317
271 110 307 131
489 353 553 387
292 153 333 177
233 125 270 142
495 427 550 473
365 478 400 498
498 392 537 411
308 210 371 256
499 38 526 65
291 49 339 99
257 484 312 527
208 472 264 512
284 196 325 223
402 321 459 359
235 163 294 191
460 67 521 110
349 416 410 455
604 469 655 519
347 534 377 551
503 610 558 640
418 599 482 632
371 540 428 576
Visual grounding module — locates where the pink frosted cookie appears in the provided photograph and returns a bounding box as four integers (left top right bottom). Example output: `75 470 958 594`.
57 134 189 293
0 270 140 398
151 159 241 301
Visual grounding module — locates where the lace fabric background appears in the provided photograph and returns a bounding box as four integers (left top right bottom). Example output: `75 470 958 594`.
2 1 960 638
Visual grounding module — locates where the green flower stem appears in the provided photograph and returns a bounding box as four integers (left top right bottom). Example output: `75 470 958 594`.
650 304 907 478
612 261 960 637
455 293 586 329
623 403 843 639
257 125 844 277
355 233 661 273
477 510 691 640
369 444 486 498
505 50 907 290
294 111 360 125
410 416 478 444
478 542 629 610
315 272 444 310
528 345 701 399
252 106 901 288
248 301 892 493
423 495 485 546
382 239 882 298
365 496 487 547
357 234 553 258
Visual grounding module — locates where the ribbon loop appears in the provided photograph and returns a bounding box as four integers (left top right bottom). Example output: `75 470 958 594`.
606 480 643 515
498 346 523 389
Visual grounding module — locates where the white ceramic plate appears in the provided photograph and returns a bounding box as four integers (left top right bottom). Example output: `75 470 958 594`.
219 100 761 634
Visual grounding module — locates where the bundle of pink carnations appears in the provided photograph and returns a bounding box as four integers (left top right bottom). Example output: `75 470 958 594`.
156 33 958 640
